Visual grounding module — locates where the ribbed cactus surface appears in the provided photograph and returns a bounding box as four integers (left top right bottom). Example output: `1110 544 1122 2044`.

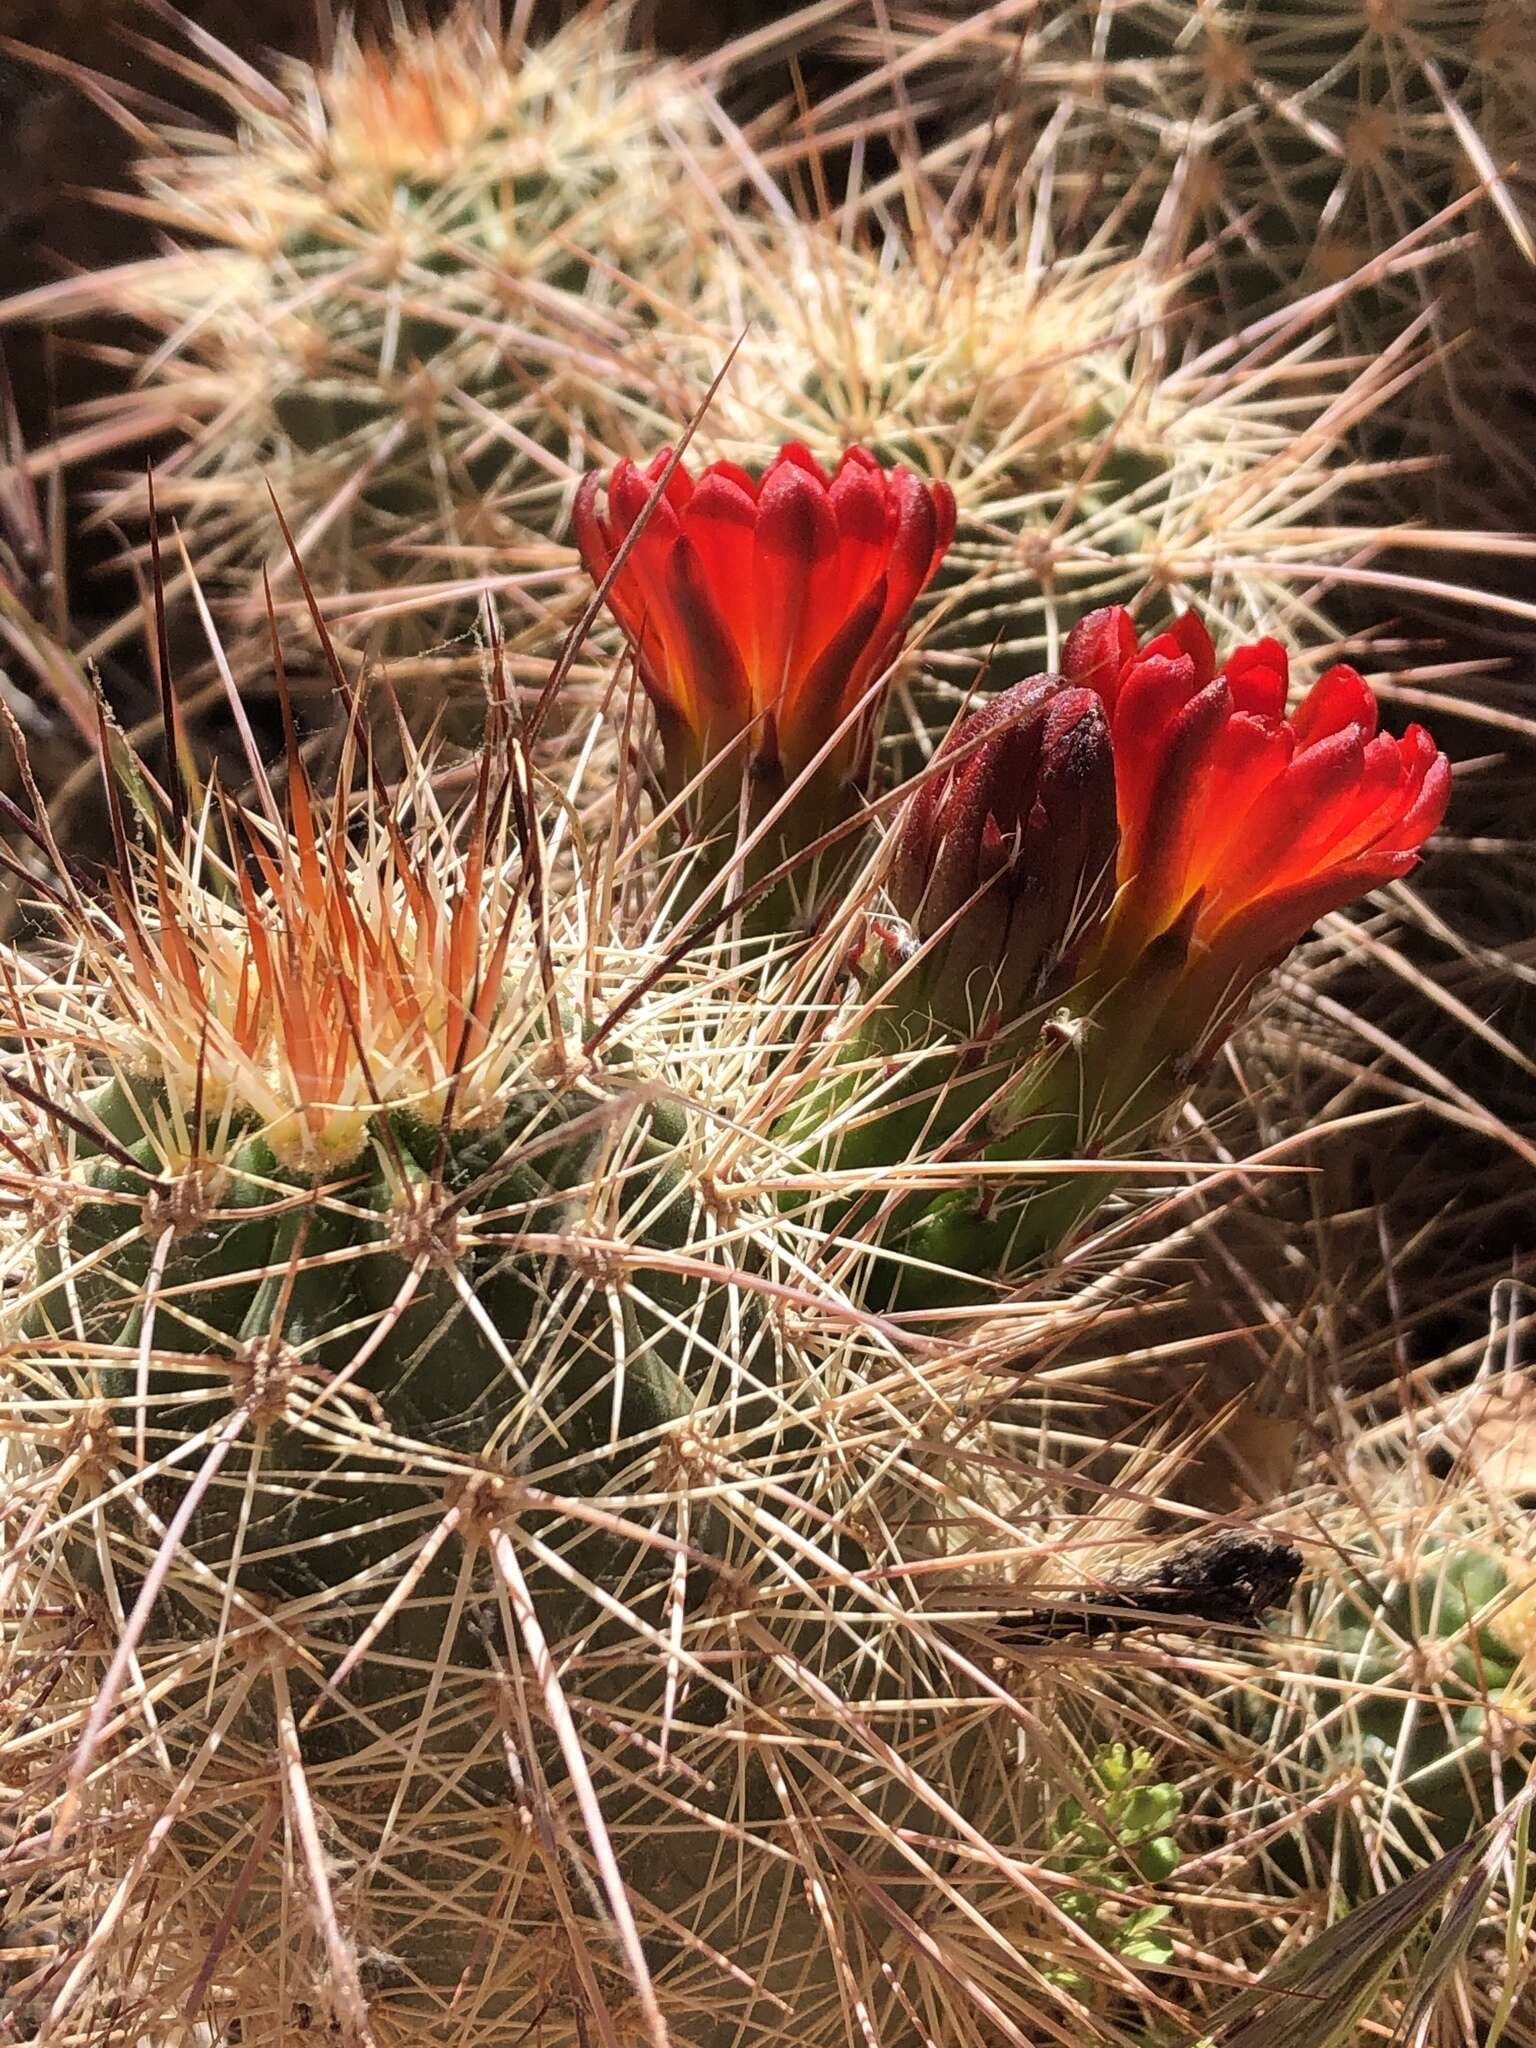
0 6 727 658
5 7 1532 2037
1245 1522 1536 1886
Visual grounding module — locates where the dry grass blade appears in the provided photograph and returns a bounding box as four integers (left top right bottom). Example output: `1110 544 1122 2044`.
1205 1789 1534 2048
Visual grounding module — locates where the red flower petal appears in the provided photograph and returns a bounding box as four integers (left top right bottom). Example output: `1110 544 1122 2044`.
786 573 890 767
641 446 694 513
1062 606 1138 702
1371 729 1451 853
1116 679 1233 936
1221 639 1289 720
847 472 941 705
1289 663 1378 748
677 469 757 659
665 535 753 758
752 456 839 714
827 450 894 606
608 457 682 553
928 481 958 576
1176 714 1294 896
1140 611 1217 690
571 472 614 584
1107 653 1199 842
773 442 829 480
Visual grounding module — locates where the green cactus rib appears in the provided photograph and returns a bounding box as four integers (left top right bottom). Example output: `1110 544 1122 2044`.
1240 1543 1536 1889
19 1050 939 2023
27 1076 715 1673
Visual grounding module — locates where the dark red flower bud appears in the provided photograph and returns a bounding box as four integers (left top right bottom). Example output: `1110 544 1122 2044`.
888 675 1119 1029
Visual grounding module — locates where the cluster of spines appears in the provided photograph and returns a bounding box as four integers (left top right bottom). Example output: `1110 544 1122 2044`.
1 5 1534 2046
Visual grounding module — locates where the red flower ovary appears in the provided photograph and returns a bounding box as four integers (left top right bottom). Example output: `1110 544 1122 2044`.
574 443 955 801
1062 606 1451 978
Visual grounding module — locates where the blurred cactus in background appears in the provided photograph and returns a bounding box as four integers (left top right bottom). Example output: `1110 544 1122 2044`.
825 2 1535 350
0 362 97 863
1 5 738 669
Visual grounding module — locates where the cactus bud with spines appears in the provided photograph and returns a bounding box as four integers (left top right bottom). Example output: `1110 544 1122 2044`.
887 675 1119 1034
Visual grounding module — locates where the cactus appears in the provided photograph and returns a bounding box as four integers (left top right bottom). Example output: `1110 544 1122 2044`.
690 212 1479 738
0 462 1464 2042
1232 1469 1536 1898
0 5 731 662
830 2 1536 353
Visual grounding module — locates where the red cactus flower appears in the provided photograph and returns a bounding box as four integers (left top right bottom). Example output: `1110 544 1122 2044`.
888 676 1118 1028
574 443 955 809
1061 606 1451 1000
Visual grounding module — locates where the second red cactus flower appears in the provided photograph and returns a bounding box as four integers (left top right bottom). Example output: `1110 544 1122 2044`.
574 443 956 812
885 604 1450 1062
1061 606 1451 1034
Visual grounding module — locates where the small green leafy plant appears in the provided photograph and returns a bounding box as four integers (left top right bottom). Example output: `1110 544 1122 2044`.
1044 1743 1186 1988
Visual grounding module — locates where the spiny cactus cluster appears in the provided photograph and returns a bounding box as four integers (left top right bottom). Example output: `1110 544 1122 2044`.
822 0 1536 627
832 1 1535 339
2 5 733 663
9 0 1525 733
1 5 1534 2046
0 424 1492 2041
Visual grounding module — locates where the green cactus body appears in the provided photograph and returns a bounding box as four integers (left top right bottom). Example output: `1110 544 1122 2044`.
3 728 1073 2042
27 1074 709 1686
1314 1547 1531 1850
18 1064 862 2021
7 10 730 663
1242 1539 1536 1890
